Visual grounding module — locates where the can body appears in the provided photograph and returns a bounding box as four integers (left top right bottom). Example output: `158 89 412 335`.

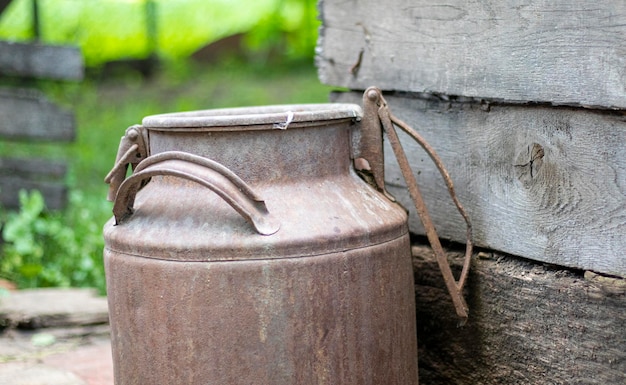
103 104 418 384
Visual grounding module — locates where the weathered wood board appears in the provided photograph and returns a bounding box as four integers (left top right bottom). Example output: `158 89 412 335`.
411 244 626 385
0 87 75 142
0 157 68 210
0 41 84 81
0 40 81 210
333 91 626 278
0 288 109 329
318 0 626 109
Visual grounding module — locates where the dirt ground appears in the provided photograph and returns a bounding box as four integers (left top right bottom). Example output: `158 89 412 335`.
0 289 113 385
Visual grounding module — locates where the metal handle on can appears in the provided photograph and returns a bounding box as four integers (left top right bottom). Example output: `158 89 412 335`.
111 151 280 236
104 125 150 202
361 87 474 321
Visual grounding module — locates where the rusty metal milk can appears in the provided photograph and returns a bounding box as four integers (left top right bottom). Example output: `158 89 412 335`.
104 88 472 385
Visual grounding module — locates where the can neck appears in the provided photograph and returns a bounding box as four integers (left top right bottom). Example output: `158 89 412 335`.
146 121 355 184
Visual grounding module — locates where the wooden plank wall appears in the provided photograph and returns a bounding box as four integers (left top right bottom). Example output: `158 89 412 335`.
319 2 626 382
333 91 626 278
0 88 75 210
0 41 84 81
0 157 69 210
319 0 626 278
412 245 625 385
0 42 82 210
318 0 626 109
0 88 75 141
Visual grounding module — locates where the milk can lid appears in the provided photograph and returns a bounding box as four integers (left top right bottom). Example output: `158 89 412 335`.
141 103 362 130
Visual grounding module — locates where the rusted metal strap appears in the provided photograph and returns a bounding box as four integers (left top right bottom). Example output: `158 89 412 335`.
366 87 473 320
105 125 149 202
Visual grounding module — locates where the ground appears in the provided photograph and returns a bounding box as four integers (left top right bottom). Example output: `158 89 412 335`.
0 289 113 385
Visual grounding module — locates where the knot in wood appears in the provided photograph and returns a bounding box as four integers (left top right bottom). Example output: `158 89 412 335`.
515 143 544 187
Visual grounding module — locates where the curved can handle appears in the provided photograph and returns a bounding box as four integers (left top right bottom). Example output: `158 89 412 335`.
111 151 280 236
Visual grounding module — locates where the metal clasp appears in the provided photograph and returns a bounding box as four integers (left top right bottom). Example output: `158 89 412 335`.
104 125 149 201
361 87 474 321
354 88 395 201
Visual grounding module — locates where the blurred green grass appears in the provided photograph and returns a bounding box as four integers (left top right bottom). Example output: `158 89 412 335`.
0 0 318 65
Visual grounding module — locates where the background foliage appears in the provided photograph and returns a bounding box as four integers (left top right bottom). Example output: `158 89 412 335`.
0 0 320 65
0 0 330 294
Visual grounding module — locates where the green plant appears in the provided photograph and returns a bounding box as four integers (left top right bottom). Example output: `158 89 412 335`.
0 190 108 294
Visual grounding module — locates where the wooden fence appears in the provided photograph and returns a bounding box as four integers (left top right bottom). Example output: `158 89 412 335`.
0 41 83 210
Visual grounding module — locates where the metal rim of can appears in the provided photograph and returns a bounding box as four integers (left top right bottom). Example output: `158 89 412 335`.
141 103 363 130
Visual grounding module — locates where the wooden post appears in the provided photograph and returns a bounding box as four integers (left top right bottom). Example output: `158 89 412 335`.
31 0 40 40
145 0 158 57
